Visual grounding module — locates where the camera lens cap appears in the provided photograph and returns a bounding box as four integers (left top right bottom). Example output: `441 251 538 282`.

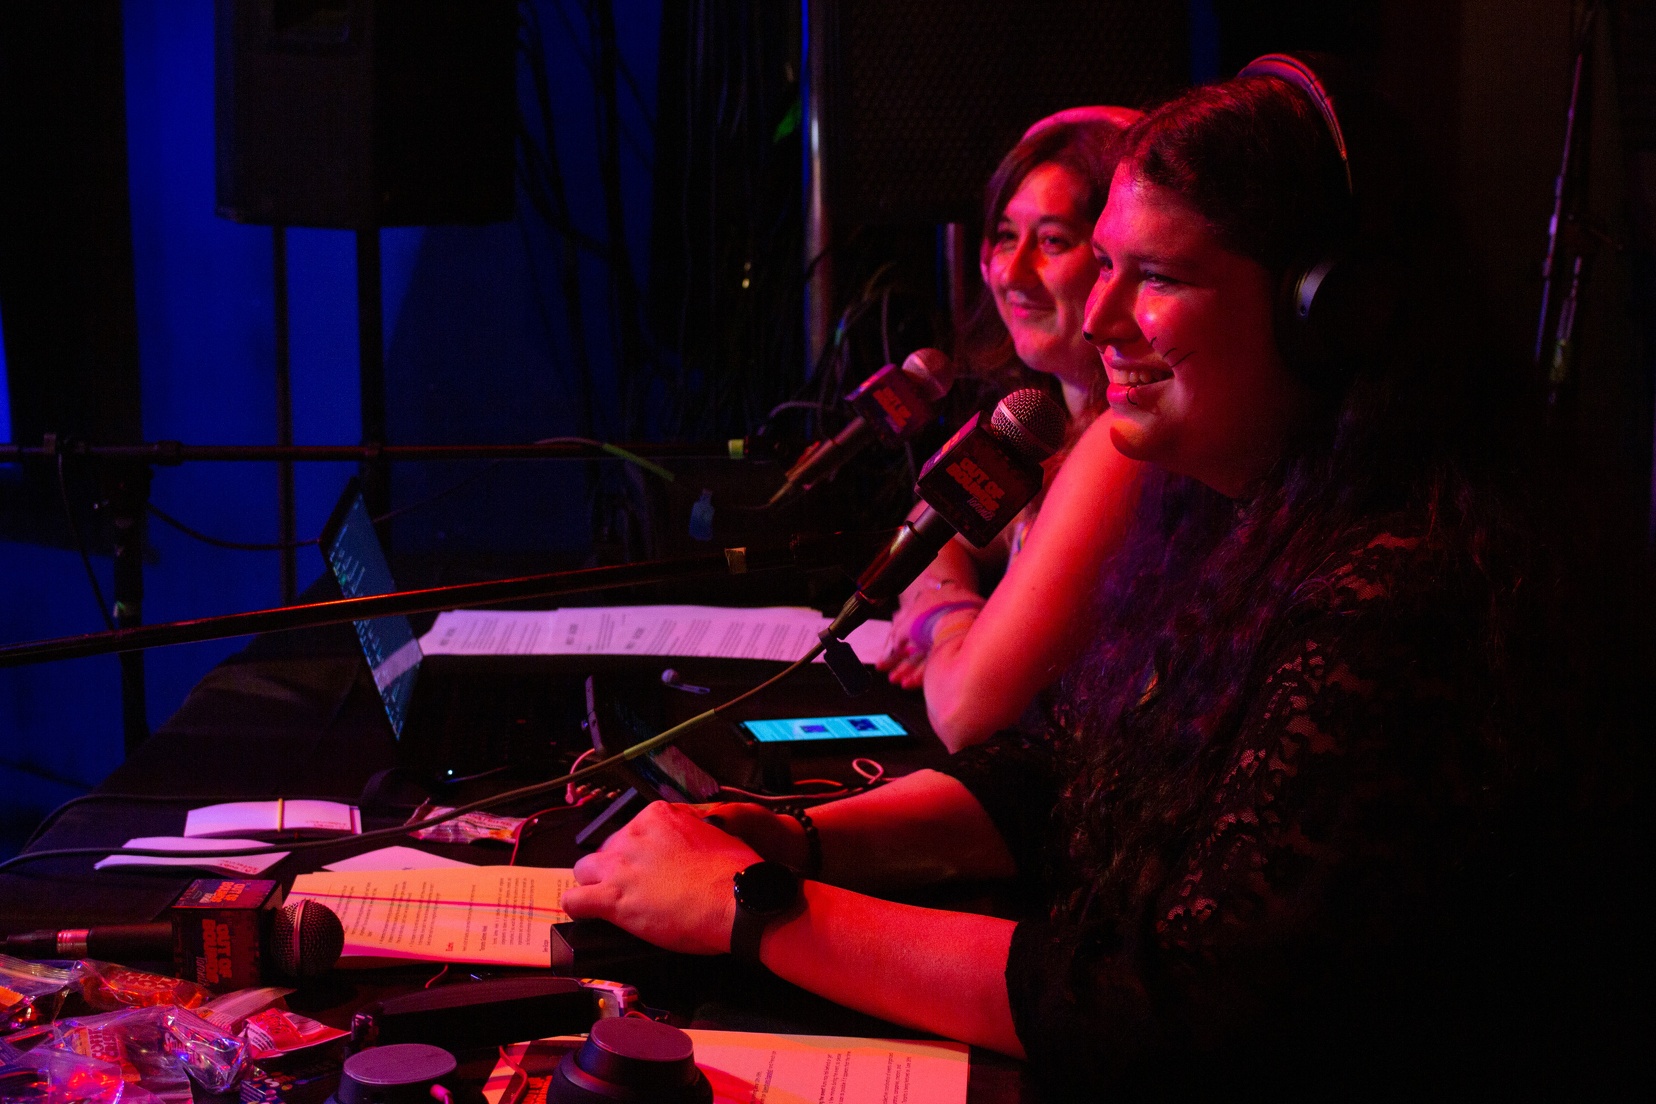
329 1043 457 1104
550 1017 712 1102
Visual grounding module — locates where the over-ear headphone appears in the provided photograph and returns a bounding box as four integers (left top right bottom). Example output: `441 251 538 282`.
1237 52 1396 379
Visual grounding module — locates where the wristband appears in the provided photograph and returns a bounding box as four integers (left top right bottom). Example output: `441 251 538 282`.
928 616 976 651
909 598 985 651
784 806 822 878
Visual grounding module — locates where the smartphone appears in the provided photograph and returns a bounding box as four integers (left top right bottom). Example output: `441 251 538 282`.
737 713 910 750
584 676 720 804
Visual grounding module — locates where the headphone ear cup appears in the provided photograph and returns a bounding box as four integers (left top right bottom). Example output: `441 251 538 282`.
1275 255 1337 374
1276 252 1397 380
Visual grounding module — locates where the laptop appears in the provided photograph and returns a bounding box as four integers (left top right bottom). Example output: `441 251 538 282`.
318 479 590 781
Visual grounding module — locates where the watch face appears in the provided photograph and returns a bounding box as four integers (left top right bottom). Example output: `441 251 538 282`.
733 861 801 916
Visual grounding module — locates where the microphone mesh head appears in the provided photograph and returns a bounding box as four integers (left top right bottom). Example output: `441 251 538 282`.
271 899 345 978
900 348 955 401
990 388 1068 461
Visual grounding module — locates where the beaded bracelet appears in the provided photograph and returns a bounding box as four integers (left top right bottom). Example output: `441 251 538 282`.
785 806 822 878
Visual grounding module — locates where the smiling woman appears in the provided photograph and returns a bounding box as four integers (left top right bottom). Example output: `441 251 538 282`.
983 161 1104 417
562 58 1606 1098
1086 164 1302 496
876 112 1147 752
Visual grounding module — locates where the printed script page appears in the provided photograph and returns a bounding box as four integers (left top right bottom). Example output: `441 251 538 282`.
421 605 891 665
483 1031 970 1104
287 866 574 967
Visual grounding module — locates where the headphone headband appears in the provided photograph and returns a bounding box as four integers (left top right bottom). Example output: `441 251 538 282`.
1237 53 1354 196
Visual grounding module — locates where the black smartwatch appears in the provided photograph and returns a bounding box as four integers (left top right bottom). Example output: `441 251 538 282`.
730 860 803 964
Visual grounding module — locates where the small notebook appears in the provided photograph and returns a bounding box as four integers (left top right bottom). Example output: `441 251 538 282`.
183 799 361 839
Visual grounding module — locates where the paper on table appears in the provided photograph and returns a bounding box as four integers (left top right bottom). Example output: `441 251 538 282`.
287 866 574 967
420 605 892 666
483 1031 969 1104
93 836 288 876
322 845 475 872
686 1030 969 1104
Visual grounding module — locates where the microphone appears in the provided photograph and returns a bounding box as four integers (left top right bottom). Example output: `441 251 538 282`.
1 898 345 979
768 348 957 506
823 387 1067 646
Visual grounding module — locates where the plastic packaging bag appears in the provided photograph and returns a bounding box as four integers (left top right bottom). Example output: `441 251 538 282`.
0 1036 165 1104
32 1003 249 1104
74 962 210 1016
163 1007 247 1094
195 985 294 1033
242 1008 347 1062
408 805 523 844
0 955 82 1033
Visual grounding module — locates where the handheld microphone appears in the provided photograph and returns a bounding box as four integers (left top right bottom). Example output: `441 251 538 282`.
823 388 1066 644
1 898 344 980
768 348 956 506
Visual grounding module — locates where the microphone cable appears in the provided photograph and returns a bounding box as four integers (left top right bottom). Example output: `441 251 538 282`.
0 641 825 877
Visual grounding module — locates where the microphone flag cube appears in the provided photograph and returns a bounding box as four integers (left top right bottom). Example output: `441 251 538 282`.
846 361 933 446
170 878 282 993
915 413 1044 547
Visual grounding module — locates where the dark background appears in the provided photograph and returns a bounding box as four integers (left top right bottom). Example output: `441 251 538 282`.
4 0 1651 856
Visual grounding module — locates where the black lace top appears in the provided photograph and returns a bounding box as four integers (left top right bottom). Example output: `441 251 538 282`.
942 527 1515 1097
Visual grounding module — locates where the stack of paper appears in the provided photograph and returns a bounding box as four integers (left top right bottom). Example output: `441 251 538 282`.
93 837 288 876
420 605 891 665
286 865 574 967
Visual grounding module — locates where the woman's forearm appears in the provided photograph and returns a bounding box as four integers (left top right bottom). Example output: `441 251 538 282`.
922 416 1144 749
761 885 1024 1056
564 789 1025 1054
806 769 1017 892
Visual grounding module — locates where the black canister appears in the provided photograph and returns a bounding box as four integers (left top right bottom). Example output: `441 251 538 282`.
550 1017 712 1103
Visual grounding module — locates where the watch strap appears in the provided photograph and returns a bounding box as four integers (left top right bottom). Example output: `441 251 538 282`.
729 901 769 964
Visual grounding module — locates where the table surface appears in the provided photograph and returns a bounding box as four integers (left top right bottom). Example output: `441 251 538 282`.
0 618 1040 1102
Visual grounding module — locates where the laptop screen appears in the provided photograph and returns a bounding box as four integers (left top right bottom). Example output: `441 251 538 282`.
320 485 420 739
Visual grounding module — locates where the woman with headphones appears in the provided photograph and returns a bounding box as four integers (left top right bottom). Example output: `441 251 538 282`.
565 60 1569 1095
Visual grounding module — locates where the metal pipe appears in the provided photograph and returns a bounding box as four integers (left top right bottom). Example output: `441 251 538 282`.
0 530 890 670
2 440 743 463
275 225 296 602
803 0 834 379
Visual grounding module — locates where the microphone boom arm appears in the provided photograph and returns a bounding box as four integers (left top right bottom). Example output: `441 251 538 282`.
824 509 959 642
0 532 890 669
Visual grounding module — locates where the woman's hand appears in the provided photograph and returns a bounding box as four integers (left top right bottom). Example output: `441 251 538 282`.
877 557 986 689
876 590 937 689
696 801 809 868
562 802 760 955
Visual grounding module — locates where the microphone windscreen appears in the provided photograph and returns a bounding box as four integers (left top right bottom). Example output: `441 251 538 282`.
901 348 955 400
991 388 1067 461
271 898 345 978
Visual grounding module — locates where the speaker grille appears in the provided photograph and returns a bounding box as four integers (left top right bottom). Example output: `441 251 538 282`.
992 388 1068 461
829 0 1189 225
271 898 345 977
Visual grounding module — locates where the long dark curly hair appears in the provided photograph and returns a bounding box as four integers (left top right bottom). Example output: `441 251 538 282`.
1049 74 1539 923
